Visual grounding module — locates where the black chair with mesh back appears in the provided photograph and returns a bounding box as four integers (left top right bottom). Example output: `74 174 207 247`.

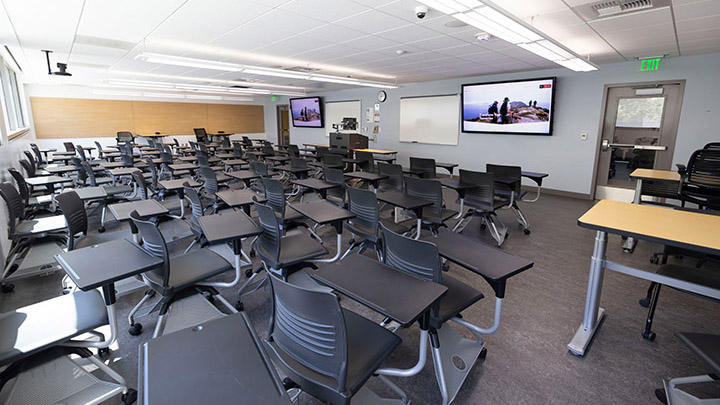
63 142 76 154
453 169 508 246
381 224 486 405
23 150 47 175
287 144 300 158
409 157 436 179
232 142 244 159
264 272 408 405
241 136 253 149
704 142 720 150
127 210 233 337
322 154 345 171
404 176 457 236
487 163 531 235
236 201 327 310
193 128 209 144
116 131 134 145
355 150 375 172
8 168 54 213
341 186 411 261
94 141 115 161
377 162 404 192
29 143 45 167
677 148 720 209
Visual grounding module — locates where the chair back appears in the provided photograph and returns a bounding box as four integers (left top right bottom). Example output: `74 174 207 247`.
0 182 24 233
160 151 173 165
346 186 379 234
129 210 170 287
253 201 282 268
94 141 104 159
250 161 269 177
242 136 252 147
315 147 329 159
197 154 210 168
380 223 442 284
121 154 134 167
81 161 99 187
199 166 220 196
55 191 88 250
290 157 308 170
486 164 522 194
198 143 209 154
19 159 36 178
262 145 275 156
377 163 403 191
132 171 150 200
680 149 720 209
246 152 258 162
322 154 343 169
703 142 720 151
30 144 44 165
184 183 205 228
355 151 374 172
262 177 287 218
267 273 348 391
7 168 30 205
221 137 231 148
23 151 37 170
63 142 76 153
194 128 208 143
233 143 244 158
173 138 180 148
409 157 436 179
70 158 87 185
459 169 495 205
144 158 160 189
324 168 346 204
116 131 134 144
77 146 88 162
287 144 299 158
405 176 443 216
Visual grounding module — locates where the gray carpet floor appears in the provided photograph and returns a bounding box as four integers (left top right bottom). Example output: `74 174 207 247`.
1 189 719 404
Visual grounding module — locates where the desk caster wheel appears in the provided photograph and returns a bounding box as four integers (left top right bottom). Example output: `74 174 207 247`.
98 227 106 233
235 301 244 311
642 330 656 341
1 283 14 293
282 377 299 390
479 348 487 359
122 389 137 405
128 323 143 336
639 298 650 308
245 269 253 277
98 348 111 358
523 229 531 235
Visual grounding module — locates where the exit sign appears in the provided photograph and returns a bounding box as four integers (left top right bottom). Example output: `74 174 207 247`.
640 58 662 71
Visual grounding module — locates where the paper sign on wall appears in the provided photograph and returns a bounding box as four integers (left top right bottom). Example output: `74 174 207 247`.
365 107 373 123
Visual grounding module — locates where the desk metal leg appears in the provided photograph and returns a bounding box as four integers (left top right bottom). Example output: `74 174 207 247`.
454 198 464 219
311 231 343 263
415 219 422 240
568 230 607 356
622 179 642 253
521 182 543 203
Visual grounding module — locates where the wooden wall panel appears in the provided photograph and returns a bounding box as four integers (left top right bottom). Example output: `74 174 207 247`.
206 104 265 134
31 97 265 138
31 97 136 138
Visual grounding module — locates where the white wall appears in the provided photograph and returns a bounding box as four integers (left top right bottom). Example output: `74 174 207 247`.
273 52 720 196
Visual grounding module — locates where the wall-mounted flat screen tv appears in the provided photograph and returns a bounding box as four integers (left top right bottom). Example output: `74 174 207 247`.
461 77 556 135
290 97 323 128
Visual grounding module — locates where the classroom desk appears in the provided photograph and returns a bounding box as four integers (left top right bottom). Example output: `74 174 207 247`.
158 178 200 217
520 171 549 203
75 186 108 201
109 199 169 243
216 189 265 215
376 190 433 239
439 178 479 218
199 211 262 286
264 155 291 164
343 171 387 191
26 175 72 194
168 163 197 172
568 200 720 356
621 169 681 253
353 148 397 155
45 165 79 175
226 170 261 188
291 178 338 199
289 200 355 263
100 161 126 169
139 312 291 405
39 148 56 161
435 162 458 177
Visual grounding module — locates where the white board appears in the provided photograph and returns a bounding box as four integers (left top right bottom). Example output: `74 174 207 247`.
399 94 459 146
325 100 361 138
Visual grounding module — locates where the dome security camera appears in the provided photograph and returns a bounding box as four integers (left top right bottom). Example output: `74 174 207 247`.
475 32 491 43
415 5 428 19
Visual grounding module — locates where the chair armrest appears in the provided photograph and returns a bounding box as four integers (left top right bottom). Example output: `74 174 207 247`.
676 164 687 175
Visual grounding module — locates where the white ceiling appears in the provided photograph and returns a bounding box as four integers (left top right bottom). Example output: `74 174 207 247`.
1 0 719 94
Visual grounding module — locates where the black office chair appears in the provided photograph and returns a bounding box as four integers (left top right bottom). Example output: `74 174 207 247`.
287 144 300 158
199 166 226 214
404 176 456 236
182 183 207 253
677 148 720 209
63 142 76 154
655 332 720 404
487 163 531 235
409 157 436 179
116 131 134 144
131 171 183 216
323 168 346 207
453 169 508 246
322 154 345 171
19 158 40 178
380 224 485 404
377 163 404 192
127 210 233 337
193 128 209 144
342 186 411 261
7 168 53 214
29 143 45 167
264 272 407 405
704 142 720 150
261 177 311 232
355 151 375 172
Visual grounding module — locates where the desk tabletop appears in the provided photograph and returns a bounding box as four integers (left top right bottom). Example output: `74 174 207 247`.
45 165 78 174
265 155 290 162
291 177 338 191
56 239 163 291
439 178 479 190
215 153 235 159
75 186 108 200
435 162 458 169
168 163 197 171
303 143 328 148
521 171 549 179
199 211 262 244
109 199 169 221
274 165 310 174
353 148 397 155
223 159 248 166
289 200 355 225
39 148 57 153
344 171 387 181
217 189 265 208
312 254 447 326
578 199 720 256
108 167 141 177
377 190 433 210
226 170 261 181
158 178 201 190
26 176 71 186
629 168 681 182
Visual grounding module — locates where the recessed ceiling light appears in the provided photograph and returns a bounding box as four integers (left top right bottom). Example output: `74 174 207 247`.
444 20 468 28
395 50 407 55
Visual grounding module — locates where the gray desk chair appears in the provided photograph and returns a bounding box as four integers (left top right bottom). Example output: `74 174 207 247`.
287 144 300 158
182 184 207 253
29 143 45 166
290 157 311 180
377 163 404 192
404 177 457 236
127 210 233 337
453 169 508 246
7 168 53 214
409 157 436 179
322 153 345 171
323 167 347 207
81 161 133 232
131 172 183 217
380 224 485 404
342 186 411 261
193 128 209 144
116 131 134 144
235 202 326 310
264 273 407 405
487 163 531 235
23 151 47 175
656 333 720 405
355 150 375 172
262 177 312 233
677 148 720 209
63 142 76 154
199 166 227 214
703 142 720 150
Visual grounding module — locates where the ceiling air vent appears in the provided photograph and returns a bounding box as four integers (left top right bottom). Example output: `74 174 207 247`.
574 0 670 22
284 66 320 73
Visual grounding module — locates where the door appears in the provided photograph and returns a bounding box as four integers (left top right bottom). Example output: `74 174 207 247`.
594 81 684 200
276 105 290 146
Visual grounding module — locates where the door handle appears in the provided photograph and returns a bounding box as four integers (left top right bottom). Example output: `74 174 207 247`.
601 139 667 151
633 145 667 151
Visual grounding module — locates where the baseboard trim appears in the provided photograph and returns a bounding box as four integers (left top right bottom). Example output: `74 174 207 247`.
522 185 592 200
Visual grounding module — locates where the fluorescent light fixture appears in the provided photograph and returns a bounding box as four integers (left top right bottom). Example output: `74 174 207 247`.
107 79 175 89
536 40 574 60
186 95 222 100
228 88 271 94
110 71 308 91
143 92 185 98
134 52 398 88
222 96 254 102
474 7 541 42
517 42 567 62
555 58 597 72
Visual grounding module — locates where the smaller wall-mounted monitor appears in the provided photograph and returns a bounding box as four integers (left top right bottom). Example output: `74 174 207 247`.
461 77 556 135
290 97 324 128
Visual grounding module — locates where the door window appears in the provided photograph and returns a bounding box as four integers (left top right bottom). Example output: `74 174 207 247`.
615 97 665 128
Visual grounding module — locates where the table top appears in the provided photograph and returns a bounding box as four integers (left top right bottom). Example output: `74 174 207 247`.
168 163 197 171
435 162 458 169
26 176 71 186
99 161 126 169
521 171 549 180
629 168 681 182
289 200 355 225
226 170 261 181
109 199 169 222
78 146 96 151
376 190 433 210
265 155 290 162
217 189 265 208
578 199 720 256
75 186 108 200
199 211 263 244
138 133 167 137
158 178 201 190
39 148 57 152
274 165 310 174
344 171 387 181
312 254 447 326
215 153 235 159
223 159 247 166
303 143 328 148
108 167 141 177
45 165 78 174
439 178 480 191
353 148 397 155
55 239 163 291
291 178 338 191
52 151 76 156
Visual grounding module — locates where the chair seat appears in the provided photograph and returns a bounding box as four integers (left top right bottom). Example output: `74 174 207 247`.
257 232 328 269
146 249 232 292
677 332 720 376
266 307 401 397
159 198 185 212
28 194 54 206
422 208 458 224
15 215 67 236
216 173 232 183
435 275 484 326
494 189 527 200
0 290 108 366
656 264 720 297
462 196 507 212
103 185 133 196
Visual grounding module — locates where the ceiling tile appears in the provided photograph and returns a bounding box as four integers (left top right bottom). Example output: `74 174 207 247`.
280 0 370 22
333 9 412 34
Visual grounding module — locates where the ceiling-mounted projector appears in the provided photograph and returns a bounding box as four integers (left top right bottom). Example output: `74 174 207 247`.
42 50 72 76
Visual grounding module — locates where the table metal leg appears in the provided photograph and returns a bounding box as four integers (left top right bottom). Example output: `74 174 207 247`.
454 198 464 219
568 230 607 356
311 232 343 263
